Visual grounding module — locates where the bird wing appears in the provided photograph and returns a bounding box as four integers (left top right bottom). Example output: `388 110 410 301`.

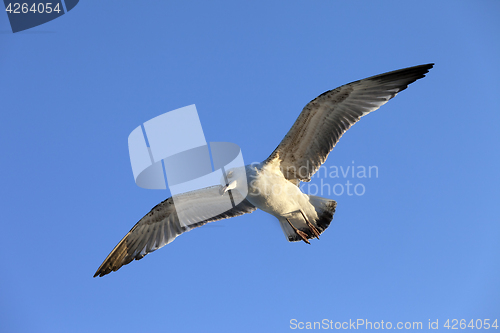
265 64 433 182
94 186 256 277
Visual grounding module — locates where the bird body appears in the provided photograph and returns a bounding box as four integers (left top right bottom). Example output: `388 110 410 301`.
244 161 311 217
232 161 334 243
94 63 433 277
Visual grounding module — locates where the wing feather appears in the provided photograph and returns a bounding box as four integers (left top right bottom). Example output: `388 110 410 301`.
265 64 433 181
94 186 256 277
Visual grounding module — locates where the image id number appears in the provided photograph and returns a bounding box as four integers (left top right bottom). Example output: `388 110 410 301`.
5 3 62 14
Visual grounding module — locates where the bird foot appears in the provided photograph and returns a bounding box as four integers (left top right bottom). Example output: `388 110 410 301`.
299 210 320 239
286 218 310 244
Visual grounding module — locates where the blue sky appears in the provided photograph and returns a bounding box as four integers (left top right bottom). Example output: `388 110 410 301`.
1 1 499 332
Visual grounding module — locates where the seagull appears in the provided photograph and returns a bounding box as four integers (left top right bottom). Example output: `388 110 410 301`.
94 64 434 277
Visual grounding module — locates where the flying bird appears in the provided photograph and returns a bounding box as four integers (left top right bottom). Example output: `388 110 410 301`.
94 63 434 277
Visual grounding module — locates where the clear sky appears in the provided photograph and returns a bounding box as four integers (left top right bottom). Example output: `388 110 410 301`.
1 1 499 332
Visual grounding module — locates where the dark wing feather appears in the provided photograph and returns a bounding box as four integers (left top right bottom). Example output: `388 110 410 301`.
265 64 433 181
94 186 256 277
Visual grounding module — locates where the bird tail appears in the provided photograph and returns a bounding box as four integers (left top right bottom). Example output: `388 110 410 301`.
279 195 337 242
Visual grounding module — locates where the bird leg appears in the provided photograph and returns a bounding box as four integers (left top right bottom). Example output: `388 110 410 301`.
286 218 310 244
299 209 320 239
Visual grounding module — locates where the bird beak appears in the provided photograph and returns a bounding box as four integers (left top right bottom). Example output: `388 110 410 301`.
219 180 237 195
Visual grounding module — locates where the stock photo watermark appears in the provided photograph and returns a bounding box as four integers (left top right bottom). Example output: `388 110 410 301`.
128 105 248 228
300 162 378 197
243 161 379 198
290 318 499 330
3 0 79 32
128 105 380 231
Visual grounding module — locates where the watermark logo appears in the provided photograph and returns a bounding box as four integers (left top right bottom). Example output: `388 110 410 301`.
128 105 248 228
243 160 379 198
300 162 379 197
3 0 79 33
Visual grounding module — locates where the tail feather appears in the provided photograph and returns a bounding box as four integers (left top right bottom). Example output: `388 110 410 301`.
279 195 337 242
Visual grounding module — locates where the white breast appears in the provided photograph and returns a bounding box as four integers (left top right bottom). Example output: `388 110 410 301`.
245 164 314 218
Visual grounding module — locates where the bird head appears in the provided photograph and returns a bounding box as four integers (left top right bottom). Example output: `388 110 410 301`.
219 167 247 196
